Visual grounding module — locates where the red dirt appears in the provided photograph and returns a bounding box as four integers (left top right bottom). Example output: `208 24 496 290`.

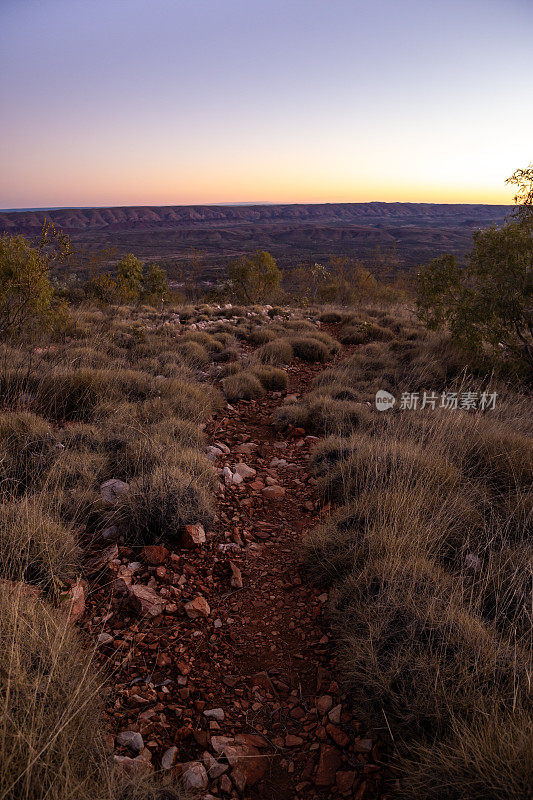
81 349 393 799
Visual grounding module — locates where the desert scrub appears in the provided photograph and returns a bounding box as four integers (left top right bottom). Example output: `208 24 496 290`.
398 712 533 800
289 336 331 363
174 340 210 367
247 326 277 345
254 339 294 365
317 435 461 501
0 497 80 589
218 362 242 377
2 368 154 421
182 330 224 353
0 589 108 800
335 556 528 738
221 371 265 400
251 365 288 391
0 412 59 496
113 463 213 544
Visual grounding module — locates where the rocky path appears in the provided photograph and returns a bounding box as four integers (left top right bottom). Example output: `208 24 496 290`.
82 354 390 799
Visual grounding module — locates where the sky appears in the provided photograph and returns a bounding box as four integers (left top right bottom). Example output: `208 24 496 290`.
1 0 532 208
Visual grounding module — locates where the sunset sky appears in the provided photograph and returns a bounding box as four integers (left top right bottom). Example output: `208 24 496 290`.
1 0 531 209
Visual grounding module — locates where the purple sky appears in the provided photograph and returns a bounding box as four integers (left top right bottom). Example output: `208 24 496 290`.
1 0 531 207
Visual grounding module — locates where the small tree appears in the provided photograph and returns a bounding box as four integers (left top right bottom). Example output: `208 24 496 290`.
227 250 282 304
141 263 169 306
416 224 532 367
0 223 70 337
116 253 144 303
506 163 533 226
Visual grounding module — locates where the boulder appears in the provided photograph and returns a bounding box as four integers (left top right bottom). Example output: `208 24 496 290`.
100 479 129 505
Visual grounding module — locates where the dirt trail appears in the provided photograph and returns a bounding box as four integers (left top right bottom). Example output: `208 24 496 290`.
83 352 389 799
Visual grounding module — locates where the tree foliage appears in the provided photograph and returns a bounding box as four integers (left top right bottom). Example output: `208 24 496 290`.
417 220 532 368
141 263 168 305
227 250 282 303
116 253 144 302
0 223 70 337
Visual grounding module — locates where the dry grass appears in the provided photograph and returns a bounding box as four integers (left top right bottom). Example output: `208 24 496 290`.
221 371 265 400
254 339 294 364
251 365 288 391
295 307 532 796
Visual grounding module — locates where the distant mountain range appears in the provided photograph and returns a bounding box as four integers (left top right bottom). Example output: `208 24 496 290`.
0 202 513 279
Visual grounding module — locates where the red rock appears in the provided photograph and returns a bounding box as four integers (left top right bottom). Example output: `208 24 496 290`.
285 734 303 747
326 723 350 748
336 770 356 794
182 523 206 548
314 744 342 787
353 737 374 753
64 578 87 622
141 545 169 565
128 585 165 617
316 694 333 715
229 560 243 588
261 485 286 501
225 744 267 788
184 595 210 618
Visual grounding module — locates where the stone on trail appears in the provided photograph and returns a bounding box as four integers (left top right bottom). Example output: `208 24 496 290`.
229 560 243 588
261 484 285 501
203 707 225 721
128 585 166 617
203 750 228 779
116 730 144 754
141 544 169 565
181 761 209 791
234 462 256 479
316 694 333 715
161 745 177 770
184 595 210 618
314 744 342 787
182 522 206 548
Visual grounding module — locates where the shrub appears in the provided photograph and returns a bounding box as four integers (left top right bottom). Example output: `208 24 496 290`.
251 365 288 391
0 498 80 589
336 557 526 738
221 371 265 400
3 368 154 421
175 340 210 366
289 336 330 363
319 311 344 324
113 464 213 544
254 339 294 364
0 412 58 496
398 712 533 800
247 327 277 345
0 590 110 800
218 362 242 377
182 331 224 353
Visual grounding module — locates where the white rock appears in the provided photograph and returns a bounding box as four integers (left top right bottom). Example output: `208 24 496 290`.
181 762 208 791
100 479 129 505
203 707 225 722
116 730 144 754
161 745 177 770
